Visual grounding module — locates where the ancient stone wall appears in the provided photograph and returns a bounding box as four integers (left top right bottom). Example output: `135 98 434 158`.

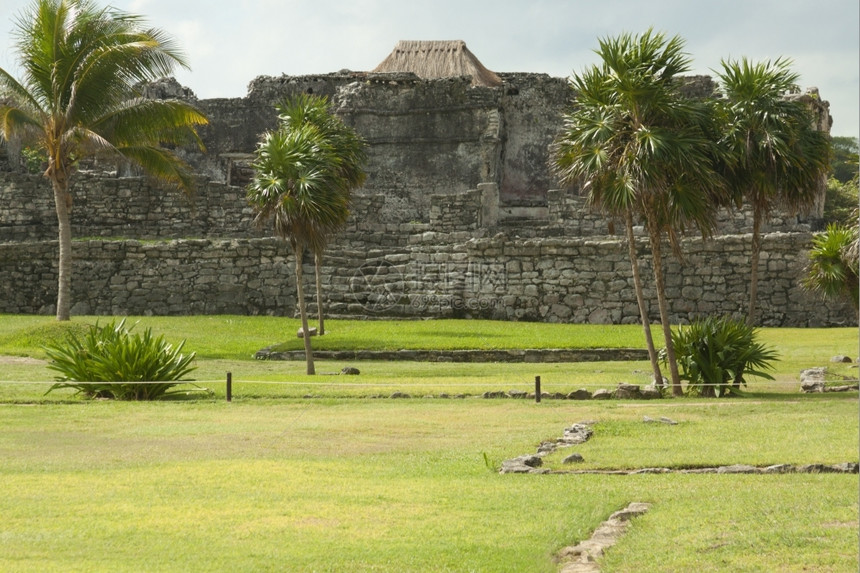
0 171 264 242
0 238 295 316
1 168 820 246
0 229 850 326
547 189 822 238
0 73 842 325
430 189 482 232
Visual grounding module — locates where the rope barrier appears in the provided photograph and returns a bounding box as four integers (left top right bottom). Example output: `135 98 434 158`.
0 379 850 387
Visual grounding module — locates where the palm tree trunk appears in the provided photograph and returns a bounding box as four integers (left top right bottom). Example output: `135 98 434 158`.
747 204 763 326
647 223 682 396
314 251 325 336
51 179 73 321
624 209 663 385
294 248 315 375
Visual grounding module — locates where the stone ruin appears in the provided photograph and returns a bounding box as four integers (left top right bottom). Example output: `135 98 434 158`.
0 42 852 325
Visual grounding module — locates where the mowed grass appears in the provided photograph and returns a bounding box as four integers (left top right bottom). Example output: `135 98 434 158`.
0 315 857 571
0 314 656 359
0 315 856 400
0 399 856 572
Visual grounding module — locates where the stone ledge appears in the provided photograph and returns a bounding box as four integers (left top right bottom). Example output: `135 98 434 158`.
548 462 860 475
255 347 649 362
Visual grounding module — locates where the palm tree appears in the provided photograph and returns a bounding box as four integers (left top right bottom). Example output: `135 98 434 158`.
715 57 831 325
0 0 207 321
802 212 859 314
552 29 724 396
247 101 364 374
275 95 367 335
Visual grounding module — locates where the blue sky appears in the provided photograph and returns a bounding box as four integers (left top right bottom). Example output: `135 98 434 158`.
1 0 858 136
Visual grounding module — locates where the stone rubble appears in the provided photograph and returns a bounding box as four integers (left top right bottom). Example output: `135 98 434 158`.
800 367 860 393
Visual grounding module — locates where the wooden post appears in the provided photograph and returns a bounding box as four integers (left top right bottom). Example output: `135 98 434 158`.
226 372 232 402
535 375 541 403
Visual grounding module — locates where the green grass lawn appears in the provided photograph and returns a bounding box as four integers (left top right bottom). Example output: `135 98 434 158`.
0 315 857 571
0 315 658 359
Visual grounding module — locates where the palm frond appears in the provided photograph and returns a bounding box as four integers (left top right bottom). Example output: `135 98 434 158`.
248 95 366 254
2 0 204 190
93 97 206 149
0 102 44 142
715 57 829 219
802 222 860 308
117 144 197 193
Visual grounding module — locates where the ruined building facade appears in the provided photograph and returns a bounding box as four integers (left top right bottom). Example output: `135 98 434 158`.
0 64 851 326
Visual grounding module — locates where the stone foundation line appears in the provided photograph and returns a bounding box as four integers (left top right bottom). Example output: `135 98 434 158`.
555 502 651 573
499 420 859 475
256 347 649 363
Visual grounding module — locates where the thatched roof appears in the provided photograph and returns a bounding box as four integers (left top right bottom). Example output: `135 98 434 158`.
373 40 502 87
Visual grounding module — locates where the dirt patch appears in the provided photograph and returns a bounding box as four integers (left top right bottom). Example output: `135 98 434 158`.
0 355 46 365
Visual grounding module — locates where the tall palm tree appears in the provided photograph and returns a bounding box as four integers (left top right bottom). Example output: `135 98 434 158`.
276 95 367 335
552 29 724 395
0 0 207 321
247 108 362 374
715 57 831 325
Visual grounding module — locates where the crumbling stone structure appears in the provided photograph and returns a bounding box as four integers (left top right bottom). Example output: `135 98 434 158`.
0 68 850 325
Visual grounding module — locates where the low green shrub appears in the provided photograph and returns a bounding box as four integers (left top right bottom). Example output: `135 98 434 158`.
802 218 859 310
44 319 199 400
665 316 778 397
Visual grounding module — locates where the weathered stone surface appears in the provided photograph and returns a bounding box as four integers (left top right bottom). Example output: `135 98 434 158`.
592 389 612 400
643 416 678 425
567 389 592 400
557 502 651 573
500 454 547 474
831 355 854 363
562 424 594 444
255 347 648 363
641 383 664 399
501 420 859 479
481 391 507 399
629 467 672 475
762 464 795 474
800 367 827 393
614 383 641 400
0 74 846 326
797 463 851 474
502 422 594 469
830 462 860 473
826 383 859 392
340 367 360 375
0 213 847 324
562 463 859 476
715 464 759 474
537 441 558 454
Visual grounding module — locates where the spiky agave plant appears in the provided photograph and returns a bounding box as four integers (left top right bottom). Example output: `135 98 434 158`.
44 319 201 400
664 315 778 397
